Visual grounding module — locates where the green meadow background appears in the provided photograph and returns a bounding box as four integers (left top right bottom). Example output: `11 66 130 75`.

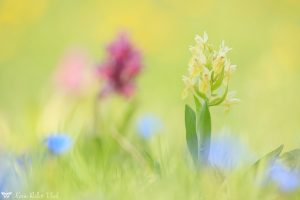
0 0 300 198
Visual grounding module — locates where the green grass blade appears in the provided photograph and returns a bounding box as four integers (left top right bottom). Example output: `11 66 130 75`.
281 149 300 170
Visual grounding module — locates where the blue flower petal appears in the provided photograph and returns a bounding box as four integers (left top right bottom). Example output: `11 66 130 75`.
0 153 24 193
207 134 255 171
137 115 163 140
45 134 72 155
269 162 300 192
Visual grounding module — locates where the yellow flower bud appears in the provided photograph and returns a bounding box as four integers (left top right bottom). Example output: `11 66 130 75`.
199 68 211 97
189 57 204 77
182 76 195 99
212 56 225 75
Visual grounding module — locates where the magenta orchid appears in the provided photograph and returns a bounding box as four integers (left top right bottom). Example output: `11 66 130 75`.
97 33 143 98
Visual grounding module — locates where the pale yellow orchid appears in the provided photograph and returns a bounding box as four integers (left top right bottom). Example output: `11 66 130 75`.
183 32 239 109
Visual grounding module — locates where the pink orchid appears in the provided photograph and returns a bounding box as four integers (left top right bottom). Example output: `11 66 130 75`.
54 49 90 95
97 33 143 98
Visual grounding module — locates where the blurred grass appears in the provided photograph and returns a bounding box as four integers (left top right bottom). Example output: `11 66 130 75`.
0 0 300 198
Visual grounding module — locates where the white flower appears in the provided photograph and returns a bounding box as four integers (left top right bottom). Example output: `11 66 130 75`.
195 32 208 46
188 56 204 77
222 91 240 111
219 40 232 57
182 75 195 99
224 60 237 82
189 45 207 65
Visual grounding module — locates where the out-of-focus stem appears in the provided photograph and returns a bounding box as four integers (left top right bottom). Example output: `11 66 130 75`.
110 128 149 170
93 96 100 135
118 98 138 134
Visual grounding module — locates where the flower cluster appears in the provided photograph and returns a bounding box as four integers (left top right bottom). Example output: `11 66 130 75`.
97 33 143 98
182 32 239 109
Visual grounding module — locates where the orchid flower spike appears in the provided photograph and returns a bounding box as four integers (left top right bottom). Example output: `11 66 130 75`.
182 32 239 110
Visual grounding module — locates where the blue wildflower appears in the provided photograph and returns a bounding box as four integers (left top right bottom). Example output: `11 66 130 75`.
16 153 32 170
207 134 255 172
136 115 162 140
268 161 300 192
0 153 24 195
45 134 72 155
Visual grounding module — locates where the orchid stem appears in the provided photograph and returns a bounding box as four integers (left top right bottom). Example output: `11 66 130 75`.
93 96 100 135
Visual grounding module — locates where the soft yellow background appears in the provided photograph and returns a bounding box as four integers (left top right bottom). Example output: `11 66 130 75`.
0 0 300 154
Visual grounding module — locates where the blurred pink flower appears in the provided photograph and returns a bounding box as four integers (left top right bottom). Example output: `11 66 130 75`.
97 33 143 98
54 49 90 95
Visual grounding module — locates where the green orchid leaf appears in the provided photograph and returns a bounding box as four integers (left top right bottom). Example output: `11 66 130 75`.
185 105 198 163
253 145 284 171
281 149 300 170
193 95 202 111
254 145 284 166
197 101 211 162
250 145 284 183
